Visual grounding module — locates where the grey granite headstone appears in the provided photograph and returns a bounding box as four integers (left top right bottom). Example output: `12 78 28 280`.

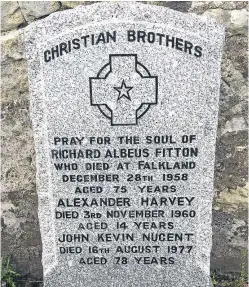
25 2 224 287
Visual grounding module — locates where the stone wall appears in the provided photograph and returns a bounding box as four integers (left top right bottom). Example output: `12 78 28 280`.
1 1 248 281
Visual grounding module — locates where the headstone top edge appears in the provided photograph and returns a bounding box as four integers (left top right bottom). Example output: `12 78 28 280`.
24 1 225 44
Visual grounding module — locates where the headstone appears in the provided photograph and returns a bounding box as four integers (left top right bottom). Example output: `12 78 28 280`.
25 2 224 287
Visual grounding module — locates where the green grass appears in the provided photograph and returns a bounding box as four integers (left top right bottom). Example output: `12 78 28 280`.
211 251 248 287
1 256 20 287
234 251 248 287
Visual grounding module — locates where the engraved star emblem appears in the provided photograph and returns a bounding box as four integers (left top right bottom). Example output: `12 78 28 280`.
114 80 133 101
